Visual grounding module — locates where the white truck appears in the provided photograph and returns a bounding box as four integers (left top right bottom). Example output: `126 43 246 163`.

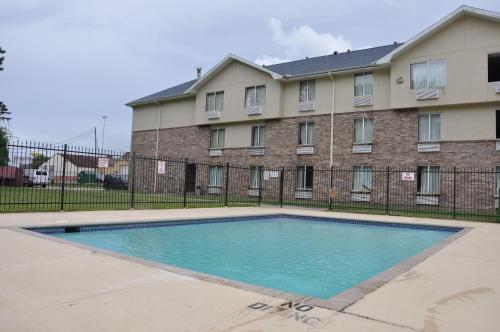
23 169 48 187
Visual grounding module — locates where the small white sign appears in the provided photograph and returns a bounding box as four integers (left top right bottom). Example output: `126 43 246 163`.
157 160 166 174
401 172 415 181
263 171 279 180
98 158 109 168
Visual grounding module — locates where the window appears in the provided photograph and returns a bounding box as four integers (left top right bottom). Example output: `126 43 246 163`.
299 80 316 102
417 166 440 194
418 113 441 142
249 166 262 189
296 165 314 190
488 53 500 82
208 166 224 188
210 128 225 149
354 72 373 97
410 60 446 89
251 125 266 147
352 166 373 192
205 91 224 112
353 118 373 144
245 85 266 107
497 111 500 139
298 122 314 145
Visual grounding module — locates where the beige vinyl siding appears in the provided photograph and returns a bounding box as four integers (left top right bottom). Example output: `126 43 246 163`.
194 61 281 125
390 15 500 109
132 98 196 131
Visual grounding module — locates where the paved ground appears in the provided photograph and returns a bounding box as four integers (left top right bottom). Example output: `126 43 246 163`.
0 207 499 331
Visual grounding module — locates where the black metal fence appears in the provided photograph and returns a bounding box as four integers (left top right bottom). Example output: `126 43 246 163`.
1 141 499 222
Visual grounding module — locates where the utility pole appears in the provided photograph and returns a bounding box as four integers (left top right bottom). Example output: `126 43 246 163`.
101 116 108 151
94 127 97 152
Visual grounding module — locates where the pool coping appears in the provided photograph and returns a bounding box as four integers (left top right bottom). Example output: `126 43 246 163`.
6 213 472 311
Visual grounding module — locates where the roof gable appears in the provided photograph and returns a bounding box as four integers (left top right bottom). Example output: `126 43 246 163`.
185 54 282 93
376 5 500 64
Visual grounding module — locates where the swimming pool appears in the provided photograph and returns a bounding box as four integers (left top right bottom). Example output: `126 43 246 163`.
33 215 460 301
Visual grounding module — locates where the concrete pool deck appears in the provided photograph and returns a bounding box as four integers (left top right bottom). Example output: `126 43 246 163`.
0 208 499 331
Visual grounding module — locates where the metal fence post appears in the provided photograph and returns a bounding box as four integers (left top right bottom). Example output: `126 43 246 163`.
258 167 263 206
60 144 68 211
385 166 390 215
453 166 457 219
329 166 334 211
279 166 284 208
183 158 188 208
130 152 136 209
224 162 230 207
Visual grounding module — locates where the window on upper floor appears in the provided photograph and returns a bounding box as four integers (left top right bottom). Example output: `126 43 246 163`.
418 113 441 142
417 166 440 194
299 80 315 102
251 125 266 147
410 60 446 89
352 166 373 193
210 128 225 149
296 165 314 190
298 122 314 145
245 85 266 107
488 53 500 82
353 118 373 144
206 91 224 112
354 73 373 96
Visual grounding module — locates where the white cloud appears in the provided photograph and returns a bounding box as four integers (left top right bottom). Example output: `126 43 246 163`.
268 18 351 58
254 55 290 66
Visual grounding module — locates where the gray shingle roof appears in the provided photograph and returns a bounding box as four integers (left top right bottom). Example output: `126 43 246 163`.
126 79 198 106
266 43 402 77
126 43 402 106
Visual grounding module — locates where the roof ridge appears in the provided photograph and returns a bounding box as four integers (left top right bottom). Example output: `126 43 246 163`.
267 43 403 68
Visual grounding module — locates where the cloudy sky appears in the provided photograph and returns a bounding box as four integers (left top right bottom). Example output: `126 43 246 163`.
1 0 498 150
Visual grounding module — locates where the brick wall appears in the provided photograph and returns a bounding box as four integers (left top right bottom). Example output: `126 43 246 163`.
131 110 500 213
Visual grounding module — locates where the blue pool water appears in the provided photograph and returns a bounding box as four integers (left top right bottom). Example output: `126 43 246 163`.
48 216 454 299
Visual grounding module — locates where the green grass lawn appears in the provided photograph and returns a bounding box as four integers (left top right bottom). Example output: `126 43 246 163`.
0 186 498 222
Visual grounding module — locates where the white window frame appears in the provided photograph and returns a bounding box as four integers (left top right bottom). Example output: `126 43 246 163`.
418 113 441 142
251 125 266 147
354 72 373 97
249 165 263 189
298 122 314 146
353 117 373 144
245 85 266 107
210 128 225 149
296 165 314 190
208 165 224 188
410 60 446 90
205 91 224 112
417 166 440 195
352 165 373 193
299 80 316 102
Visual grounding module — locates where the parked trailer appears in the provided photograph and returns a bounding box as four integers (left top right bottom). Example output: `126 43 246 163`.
0 166 23 186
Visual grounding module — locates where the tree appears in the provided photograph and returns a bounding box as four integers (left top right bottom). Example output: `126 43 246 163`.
0 46 9 166
0 47 9 122
0 128 8 166
31 153 49 169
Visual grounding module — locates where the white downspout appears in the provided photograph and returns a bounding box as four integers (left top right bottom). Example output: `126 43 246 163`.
328 72 335 167
153 99 161 193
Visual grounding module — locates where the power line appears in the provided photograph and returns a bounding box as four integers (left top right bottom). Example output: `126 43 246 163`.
53 128 95 145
